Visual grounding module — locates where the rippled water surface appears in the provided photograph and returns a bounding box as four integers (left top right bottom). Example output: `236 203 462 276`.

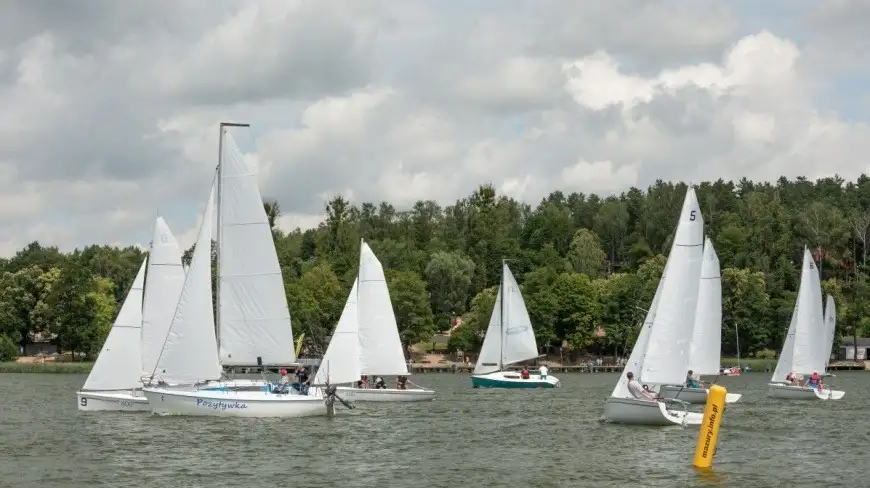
1 372 867 487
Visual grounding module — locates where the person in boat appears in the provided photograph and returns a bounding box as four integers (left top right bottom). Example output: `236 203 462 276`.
357 375 368 389
785 371 796 385
807 371 823 389
539 364 549 380
374 376 387 389
626 372 659 401
396 375 408 390
521 366 531 380
685 370 706 389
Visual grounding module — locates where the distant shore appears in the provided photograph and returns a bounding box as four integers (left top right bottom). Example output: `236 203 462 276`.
2 356 865 374
0 361 94 374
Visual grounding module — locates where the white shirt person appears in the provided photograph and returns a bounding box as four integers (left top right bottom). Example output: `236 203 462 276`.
625 372 657 401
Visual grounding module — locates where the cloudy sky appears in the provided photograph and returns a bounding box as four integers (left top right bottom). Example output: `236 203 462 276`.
1 0 869 256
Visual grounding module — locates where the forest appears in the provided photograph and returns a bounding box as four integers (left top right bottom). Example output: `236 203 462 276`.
2 175 870 364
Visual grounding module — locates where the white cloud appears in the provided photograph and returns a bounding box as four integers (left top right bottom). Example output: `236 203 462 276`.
0 1 868 256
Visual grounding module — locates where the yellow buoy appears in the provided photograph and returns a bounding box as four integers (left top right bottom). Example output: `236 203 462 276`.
692 384 726 469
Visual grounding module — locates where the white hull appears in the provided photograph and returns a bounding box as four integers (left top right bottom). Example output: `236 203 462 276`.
604 396 704 426
335 386 435 402
77 390 150 412
659 385 743 404
767 383 845 400
143 387 332 417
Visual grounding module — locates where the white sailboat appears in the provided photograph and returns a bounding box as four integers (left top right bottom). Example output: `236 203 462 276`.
143 175 332 417
470 261 559 388
823 294 836 371
323 240 435 402
768 248 845 400
144 124 337 417
78 216 188 411
604 187 704 426
660 238 742 404
77 259 149 411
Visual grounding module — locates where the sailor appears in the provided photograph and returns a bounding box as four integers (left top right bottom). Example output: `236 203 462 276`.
396 375 408 390
520 366 530 380
685 370 704 388
808 371 822 389
785 371 795 385
626 372 658 401
539 364 549 380
374 376 386 389
279 368 290 385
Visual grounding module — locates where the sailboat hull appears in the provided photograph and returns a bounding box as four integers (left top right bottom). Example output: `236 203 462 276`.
659 385 742 404
603 397 703 426
143 387 331 417
767 383 845 400
77 390 150 412
471 371 560 389
335 386 435 402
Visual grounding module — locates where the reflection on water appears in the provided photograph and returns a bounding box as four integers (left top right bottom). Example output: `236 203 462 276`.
0 372 866 487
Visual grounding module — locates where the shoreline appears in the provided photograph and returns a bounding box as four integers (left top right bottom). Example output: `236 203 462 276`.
2 359 865 374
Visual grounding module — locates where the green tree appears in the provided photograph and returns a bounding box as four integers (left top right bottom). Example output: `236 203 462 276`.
721 268 771 355
385 269 435 353
566 229 607 278
424 251 475 330
0 334 18 361
42 263 100 359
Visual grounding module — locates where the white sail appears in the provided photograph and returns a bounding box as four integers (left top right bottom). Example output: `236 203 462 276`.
82 259 147 391
687 237 722 375
824 295 836 369
641 187 704 385
473 263 540 374
357 240 408 376
152 183 222 384
501 263 539 367
610 260 669 398
473 284 503 375
313 278 361 386
771 303 798 383
140 217 186 377
791 248 825 375
218 133 294 366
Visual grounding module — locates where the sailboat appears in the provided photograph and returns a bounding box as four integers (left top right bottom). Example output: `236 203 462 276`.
316 240 435 402
768 248 845 400
77 259 149 411
604 187 704 426
660 237 742 404
823 294 836 373
77 217 188 411
143 124 342 417
470 261 559 388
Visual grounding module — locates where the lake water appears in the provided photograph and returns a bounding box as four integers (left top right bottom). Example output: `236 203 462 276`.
1 372 867 487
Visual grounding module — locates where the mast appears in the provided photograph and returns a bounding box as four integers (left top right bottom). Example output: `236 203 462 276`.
499 259 506 371
215 121 250 356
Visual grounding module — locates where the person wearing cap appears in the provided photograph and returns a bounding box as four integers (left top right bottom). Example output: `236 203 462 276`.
626 371 658 401
279 368 290 385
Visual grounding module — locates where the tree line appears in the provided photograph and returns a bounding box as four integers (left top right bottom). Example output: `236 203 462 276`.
2 175 869 363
